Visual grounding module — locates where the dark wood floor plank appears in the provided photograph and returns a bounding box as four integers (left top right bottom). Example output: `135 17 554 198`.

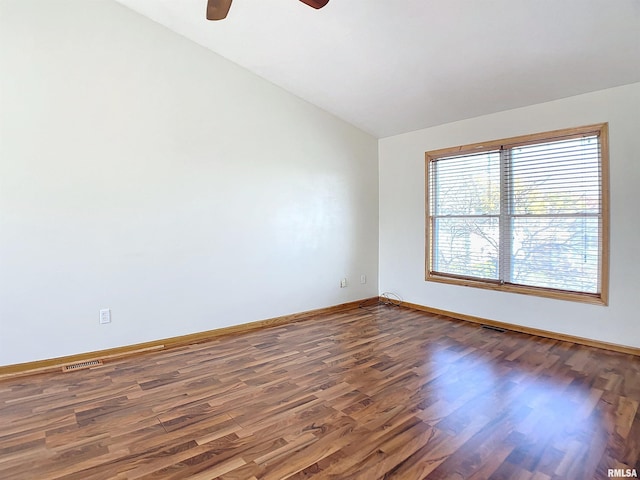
2 304 640 479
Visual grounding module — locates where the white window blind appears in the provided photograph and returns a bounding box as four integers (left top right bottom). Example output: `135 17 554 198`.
426 124 608 303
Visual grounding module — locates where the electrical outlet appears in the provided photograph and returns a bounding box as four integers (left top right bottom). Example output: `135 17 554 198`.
340 278 347 288
99 308 111 324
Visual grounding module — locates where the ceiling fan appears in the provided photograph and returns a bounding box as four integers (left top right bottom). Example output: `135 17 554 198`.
207 0 329 20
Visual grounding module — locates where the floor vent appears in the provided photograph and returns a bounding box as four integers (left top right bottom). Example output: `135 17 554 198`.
62 360 103 372
481 325 506 333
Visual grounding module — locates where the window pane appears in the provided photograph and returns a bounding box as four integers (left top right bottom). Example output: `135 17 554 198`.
511 136 600 215
433 217 499 280
511 216 599 293
432 152 500 216
426 124 607 303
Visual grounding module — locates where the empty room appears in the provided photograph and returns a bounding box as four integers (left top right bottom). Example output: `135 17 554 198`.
1 0 640 478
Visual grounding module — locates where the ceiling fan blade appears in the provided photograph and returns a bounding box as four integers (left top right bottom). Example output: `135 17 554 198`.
206 0 233 20
299 0 329 9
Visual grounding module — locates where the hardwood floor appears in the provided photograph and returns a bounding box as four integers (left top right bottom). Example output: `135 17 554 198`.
1 304 640 479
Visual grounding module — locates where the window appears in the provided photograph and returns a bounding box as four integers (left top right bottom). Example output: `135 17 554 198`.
425 124 609 305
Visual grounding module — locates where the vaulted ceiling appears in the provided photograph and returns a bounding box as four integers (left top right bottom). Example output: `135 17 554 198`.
116 0 640 138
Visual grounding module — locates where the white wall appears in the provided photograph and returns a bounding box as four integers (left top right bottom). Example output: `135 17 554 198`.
0 0 379 366
380 83 640 348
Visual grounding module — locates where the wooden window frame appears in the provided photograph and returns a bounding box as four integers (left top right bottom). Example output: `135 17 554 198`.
425 123 610 305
